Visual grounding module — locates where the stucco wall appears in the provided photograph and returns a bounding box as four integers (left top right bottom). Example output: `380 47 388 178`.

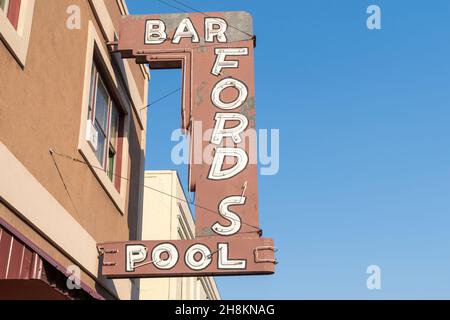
0 0 148 299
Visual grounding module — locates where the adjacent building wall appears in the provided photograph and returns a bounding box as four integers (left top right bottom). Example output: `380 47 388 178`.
140 171 221 300
0 0 149 299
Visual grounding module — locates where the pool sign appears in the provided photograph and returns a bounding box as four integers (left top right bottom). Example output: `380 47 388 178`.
98 12 276 278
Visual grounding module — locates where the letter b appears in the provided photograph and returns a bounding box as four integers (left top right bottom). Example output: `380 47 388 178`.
145 20 167 44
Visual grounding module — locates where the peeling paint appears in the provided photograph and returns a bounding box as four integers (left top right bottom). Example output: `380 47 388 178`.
200 227 216 237
160 13 189 34
224 11 254 42
241 96 256 125
195 81 207 107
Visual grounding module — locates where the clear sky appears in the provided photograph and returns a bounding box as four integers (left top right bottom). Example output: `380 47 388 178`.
126 0 450 299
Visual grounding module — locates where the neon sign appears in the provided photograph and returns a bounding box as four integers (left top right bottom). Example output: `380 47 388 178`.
99 12 276 278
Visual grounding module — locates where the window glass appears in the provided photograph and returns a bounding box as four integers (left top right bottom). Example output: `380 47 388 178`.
107 104 120 183
4 0 20 30
109 103 119 149
95 121 106 166
108 149 116 181
95 79 109 135
88 65 97 119
0 0 8 12
87 62 123 189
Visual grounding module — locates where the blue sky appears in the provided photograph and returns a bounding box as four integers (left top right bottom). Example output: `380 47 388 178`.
126 0 450 299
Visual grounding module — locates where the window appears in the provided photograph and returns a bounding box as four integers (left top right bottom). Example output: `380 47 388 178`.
0 0 8 11
0 0 34 66
88 62 123 190
77 21 131 215
0 0 21 30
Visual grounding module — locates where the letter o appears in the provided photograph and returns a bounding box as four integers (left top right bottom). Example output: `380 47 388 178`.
211 78 248 110
152 243 178 270
185 244 212 271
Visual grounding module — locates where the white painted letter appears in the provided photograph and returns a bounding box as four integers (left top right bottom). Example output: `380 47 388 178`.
185 244 212 271
209 148 248 180
212 78 248 110
145 20 167 44
172 18 199 44
152 243 178 270
211 113 249 145
205 18 228 43
212 48 248 76
213 196 245 236
126 245 147 272
218 243 246 269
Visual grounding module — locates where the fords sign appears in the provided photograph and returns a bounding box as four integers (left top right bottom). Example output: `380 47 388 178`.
98 12 276 278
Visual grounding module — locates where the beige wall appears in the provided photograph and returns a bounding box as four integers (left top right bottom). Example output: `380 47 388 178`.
0 0 148 299
140 171 221 300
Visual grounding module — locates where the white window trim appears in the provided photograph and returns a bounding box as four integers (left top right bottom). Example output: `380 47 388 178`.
88 0 149 129
78 21 131 215
0 0 35 67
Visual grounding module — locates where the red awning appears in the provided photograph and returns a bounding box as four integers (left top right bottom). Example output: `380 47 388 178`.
0 280 69 300
0 218 104 300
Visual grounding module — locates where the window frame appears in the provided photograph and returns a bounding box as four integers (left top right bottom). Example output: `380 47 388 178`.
0 0 35 67
78 21 131 215
4 0 21 29
87 61 124 190
107 102 120 185
0 0 10 13
90 66 109 167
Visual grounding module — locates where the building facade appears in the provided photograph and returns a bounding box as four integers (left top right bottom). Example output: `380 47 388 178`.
0 0 150 299
140 171 220 300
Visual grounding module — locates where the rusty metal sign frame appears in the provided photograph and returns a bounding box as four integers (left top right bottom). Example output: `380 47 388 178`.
98 11 276 278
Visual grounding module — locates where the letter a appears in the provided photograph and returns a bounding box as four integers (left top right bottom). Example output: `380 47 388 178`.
66 5 81 30
367 5 381 30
